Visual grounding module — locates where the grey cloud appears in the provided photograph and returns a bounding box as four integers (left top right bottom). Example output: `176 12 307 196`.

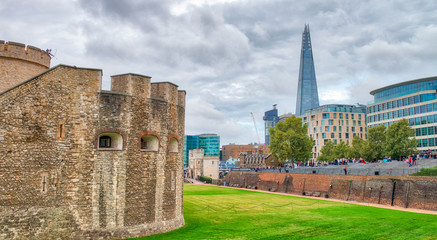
4 0 437 145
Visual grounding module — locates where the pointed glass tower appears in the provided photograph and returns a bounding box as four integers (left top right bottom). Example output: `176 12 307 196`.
295 24 319 116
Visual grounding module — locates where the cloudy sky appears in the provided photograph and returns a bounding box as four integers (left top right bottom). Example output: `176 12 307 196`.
2 0 437 146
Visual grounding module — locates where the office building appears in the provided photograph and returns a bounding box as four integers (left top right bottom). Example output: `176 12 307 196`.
367 76 437 151
302 104 367 159
296 24 320 116
199 134 220 156
263 105 279 145
184 135 199 167
184 133 220 167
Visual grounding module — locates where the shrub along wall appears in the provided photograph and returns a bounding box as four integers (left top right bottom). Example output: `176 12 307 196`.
224 172 437 211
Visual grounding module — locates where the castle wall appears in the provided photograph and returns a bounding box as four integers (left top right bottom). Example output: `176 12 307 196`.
0 65 185 239
0 41 51 92
224 172 437 211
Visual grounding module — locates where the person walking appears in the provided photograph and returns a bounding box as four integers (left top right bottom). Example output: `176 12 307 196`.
344 166 348 175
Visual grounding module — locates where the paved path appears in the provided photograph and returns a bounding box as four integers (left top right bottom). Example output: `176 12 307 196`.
249 158 437 176
185 178 205 184
186 182 437 215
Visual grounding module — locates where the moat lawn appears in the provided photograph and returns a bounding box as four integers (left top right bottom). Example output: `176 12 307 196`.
134 184 437 240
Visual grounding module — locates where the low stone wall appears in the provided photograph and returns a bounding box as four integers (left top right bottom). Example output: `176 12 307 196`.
224 172 437 211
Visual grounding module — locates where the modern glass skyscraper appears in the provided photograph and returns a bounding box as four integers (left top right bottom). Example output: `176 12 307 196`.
263 105 279 145
184 135 199 167
198 134 220 156
184 134 220 167
296 24 319 116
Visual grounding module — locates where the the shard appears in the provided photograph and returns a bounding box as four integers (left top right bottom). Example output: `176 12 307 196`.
295 24 319 116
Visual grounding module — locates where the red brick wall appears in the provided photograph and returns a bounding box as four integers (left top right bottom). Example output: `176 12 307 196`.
225 172 437 211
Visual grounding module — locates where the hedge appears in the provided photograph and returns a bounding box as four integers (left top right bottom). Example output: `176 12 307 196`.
199 175 212 183
411 167 437 176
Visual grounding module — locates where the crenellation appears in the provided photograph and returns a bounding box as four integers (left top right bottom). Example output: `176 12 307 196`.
0 41 51 92
110 73 151 99
177 90 186 107
0 41 50 68
151 82 179 105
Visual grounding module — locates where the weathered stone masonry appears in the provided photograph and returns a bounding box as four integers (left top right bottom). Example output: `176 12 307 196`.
225 172 437 211
0 41 50 92
0 42 186 239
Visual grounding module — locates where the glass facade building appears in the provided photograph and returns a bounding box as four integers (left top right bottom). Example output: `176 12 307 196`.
199 134 220 156
367 76 437 151
263 105 279 145
296 24 320 116
302 104 367 159
184 135 199 167
184 134 220 167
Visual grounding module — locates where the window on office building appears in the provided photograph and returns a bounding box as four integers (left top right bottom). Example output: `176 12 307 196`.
428 127 435 135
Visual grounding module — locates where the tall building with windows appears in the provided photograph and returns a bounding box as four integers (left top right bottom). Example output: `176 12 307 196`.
184 135 199 167
263 105 279 145
367 76 437 151
302 104 367 159
296 24 319 116
184 134 220 167
199 134 221 156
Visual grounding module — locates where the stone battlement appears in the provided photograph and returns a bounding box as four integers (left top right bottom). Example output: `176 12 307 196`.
110 73 186 107
0 40 51 68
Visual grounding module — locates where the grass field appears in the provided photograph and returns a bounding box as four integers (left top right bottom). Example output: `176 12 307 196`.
134 184 437 240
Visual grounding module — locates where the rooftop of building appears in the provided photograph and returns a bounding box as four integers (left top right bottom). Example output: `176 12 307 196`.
370 76 437 95
198 133 219 137
303 104 366 115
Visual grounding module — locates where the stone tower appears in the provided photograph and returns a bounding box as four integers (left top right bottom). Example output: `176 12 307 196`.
0 42 185 239
0 41 51 92
295 25 319 116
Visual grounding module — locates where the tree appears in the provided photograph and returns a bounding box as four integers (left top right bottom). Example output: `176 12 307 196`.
368 125 386 160
349 136 363 159
350 136 374 161
385 119 418 160
317 140 335 162
269 116 314 166
333 141 350 159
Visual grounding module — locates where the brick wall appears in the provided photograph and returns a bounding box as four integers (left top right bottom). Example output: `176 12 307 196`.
225 172 437 211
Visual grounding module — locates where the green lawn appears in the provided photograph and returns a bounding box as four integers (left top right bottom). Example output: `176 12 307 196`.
134 184 437 240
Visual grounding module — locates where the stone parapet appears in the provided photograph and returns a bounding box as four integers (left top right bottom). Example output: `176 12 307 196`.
0 41 51 92
0 41 51 68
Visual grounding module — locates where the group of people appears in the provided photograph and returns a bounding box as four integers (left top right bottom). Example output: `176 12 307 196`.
403 155 418 167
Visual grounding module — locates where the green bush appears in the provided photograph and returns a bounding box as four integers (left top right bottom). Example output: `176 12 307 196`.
411 167 437 176
199 175 212 183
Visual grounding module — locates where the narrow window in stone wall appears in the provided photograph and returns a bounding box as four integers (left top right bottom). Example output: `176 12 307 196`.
41 173 49 193
97 133 123 150
57 121 65 140
99 136 112 148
